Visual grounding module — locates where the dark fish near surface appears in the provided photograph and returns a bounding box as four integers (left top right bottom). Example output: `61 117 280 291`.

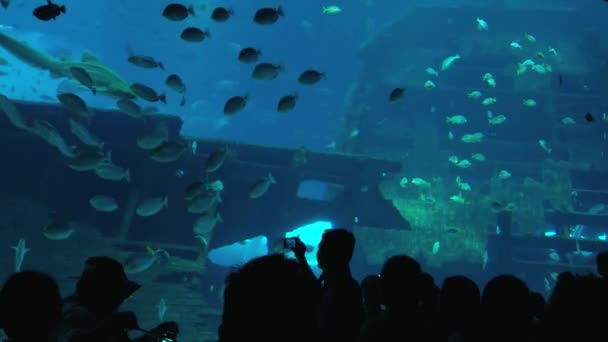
249 173 276 199
205 147 227 172
252 62 284 81
70 67 96 95
223 95 248 115
149 141 187 163
298 70 324 85
185 181 206 201
585 112 595 122
130 83 166 103
211 7 233 22
180 27 210 43
254 7 284 25
43 218 74 240
66 150 109 172
165 74 186 94
57 93 90 119
33 0 66 21
277 94 297 113
128 55 164 70
389 87 405 102
1 0 9 9
163 3 194 21
238 47 261 63
116 98 144 118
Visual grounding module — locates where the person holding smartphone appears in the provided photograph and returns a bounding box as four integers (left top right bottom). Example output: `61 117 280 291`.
289 229 364 342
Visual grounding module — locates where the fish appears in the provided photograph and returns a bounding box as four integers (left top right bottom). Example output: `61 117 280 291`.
0 94 29 131
206 147 228 173
57 93 90 119
149 141 187 163
137 133 167 150
130 83 166 103
254 7 284 25
95 162 130 182
66 150 109 171
238 47 261 63
587 203 607 215
446 115 467 124
467 91 482 99
298 70 324 85
31 120 78 157
193 211 223 235
523 99 537 107
158 298 168 323
211 7 233 22
561 117 576 125
10 238 29 272
128 55 164 70
425 67 439 77
441 54 460 71
411 178 431 187
277 94 298 113
322 6 342 14
69 119 103 149
481 97 496 106
43 218 74 240
162 3 194 21
389 88 405 102
461 132 484 143
585 112 594 122
124 248 170 274
117 98 144 119
252 62 284 80
33 0 66 21
476 17 488 31
180 27 210 43
89 195 119 212
432 241 440 254
165 74 186 94
223 95 248 115
136 196 168 217
249 173 276 199
498 170 512 180
70 67 96 94
188 192 222 214
185 181 207 201
1 0 9 9
424 80 436 89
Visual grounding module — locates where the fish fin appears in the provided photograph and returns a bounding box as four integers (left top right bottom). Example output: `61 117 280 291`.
159 93 166 104
187 5 195 16
164 195 169 208
268 172 276 184
158 62 165 71
277 6 284 16
81 51 100 63
216 212 224 223
216 191 222 203
145 245 155 255
125 168 131 183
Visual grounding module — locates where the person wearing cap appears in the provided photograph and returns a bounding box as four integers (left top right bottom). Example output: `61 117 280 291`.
50 256 178 342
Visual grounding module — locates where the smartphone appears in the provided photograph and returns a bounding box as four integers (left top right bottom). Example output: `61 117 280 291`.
283 237 297 249
161 331 177 342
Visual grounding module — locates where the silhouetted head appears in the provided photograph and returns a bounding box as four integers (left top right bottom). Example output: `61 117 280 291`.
596 251 608 277
380 255 421 311
74 256 140 316
0 271 63 342
219 254 318 342
440 275 480 320
316 229 355 272
482 275 530 326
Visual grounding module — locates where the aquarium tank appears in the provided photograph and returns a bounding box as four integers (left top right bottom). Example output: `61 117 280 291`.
0 0 607 340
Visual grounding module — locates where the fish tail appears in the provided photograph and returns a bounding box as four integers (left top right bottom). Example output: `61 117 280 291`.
164 195 169 208
216 212 224 223
277 6 284 16
187 5 195 16
205 30 212 39
159 93 167 104
268 172 276 184
125 168 131 183
60 5 66 14
216 191 223 203
159 62 165 71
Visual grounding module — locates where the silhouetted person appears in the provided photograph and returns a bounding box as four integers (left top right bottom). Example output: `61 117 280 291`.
360 275 383 339
218 254 318 342
596 251 608 278
418 272 439 333
361 254 423 342
293 229 363 342
481 275 531 342
50 256 178 342
439 275 481 342
546 272 608 342
0 271 63 342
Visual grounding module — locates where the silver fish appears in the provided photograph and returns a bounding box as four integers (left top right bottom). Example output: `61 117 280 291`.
10 238 29 272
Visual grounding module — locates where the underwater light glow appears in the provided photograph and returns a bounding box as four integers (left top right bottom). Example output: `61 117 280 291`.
207 235 269 267
544 231 557 237
285 220 333 271
598 234 607 241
